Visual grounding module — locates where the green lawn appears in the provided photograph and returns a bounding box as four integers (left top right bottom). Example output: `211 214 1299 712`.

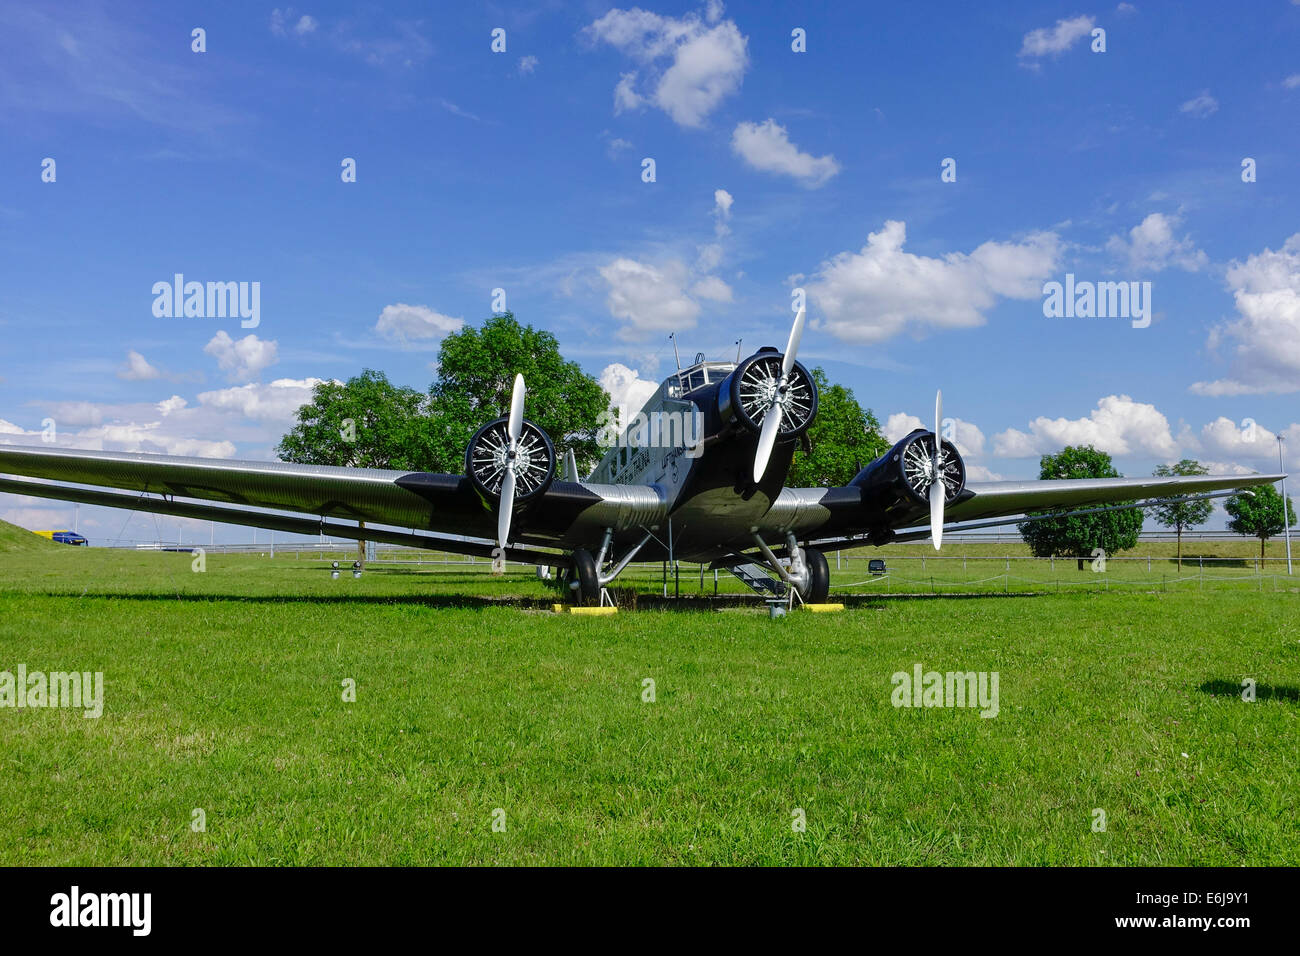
0 541 1296 865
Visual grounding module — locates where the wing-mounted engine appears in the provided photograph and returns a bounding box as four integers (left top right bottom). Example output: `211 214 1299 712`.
852 428 966 524
464 374 556 548
716 308 819 482
465 418 556 503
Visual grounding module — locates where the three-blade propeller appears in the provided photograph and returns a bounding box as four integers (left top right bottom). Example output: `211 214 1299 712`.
497 373 527 550
753 307 807 483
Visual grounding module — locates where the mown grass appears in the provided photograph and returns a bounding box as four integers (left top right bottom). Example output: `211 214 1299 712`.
0 542 1295 865
0 518 56 553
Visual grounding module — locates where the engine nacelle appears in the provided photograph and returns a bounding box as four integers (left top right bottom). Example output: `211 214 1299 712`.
465 417 556 505
717 348 819 438
852 429 966 519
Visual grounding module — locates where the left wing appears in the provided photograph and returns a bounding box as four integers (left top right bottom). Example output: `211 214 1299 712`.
945 473 1282 525
767 472 1284 548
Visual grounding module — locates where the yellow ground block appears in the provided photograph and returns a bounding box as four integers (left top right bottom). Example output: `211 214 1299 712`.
552 604 618 615
802 603 845 612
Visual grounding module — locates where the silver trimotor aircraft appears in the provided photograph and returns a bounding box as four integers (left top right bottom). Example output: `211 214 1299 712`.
0 310 1282 604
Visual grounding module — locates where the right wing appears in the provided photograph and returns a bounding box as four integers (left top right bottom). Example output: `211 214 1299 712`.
0 444 668 562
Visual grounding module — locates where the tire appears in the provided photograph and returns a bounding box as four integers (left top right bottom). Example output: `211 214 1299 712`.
564 549 600 606
799 547 830 604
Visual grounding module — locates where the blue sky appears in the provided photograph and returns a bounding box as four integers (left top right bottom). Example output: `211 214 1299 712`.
1 0 1297 543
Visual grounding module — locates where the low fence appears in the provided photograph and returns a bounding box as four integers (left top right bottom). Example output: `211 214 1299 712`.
106 539 1296 596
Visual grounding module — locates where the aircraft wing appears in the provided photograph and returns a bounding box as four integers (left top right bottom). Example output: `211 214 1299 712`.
795 471 1284 549
0 444 667 564
943 473 1282 524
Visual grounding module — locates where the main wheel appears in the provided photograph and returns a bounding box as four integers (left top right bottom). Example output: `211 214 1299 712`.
798 547 830 604
562 548 600 606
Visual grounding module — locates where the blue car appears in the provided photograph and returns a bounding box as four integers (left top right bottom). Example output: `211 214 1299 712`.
51 531 88 546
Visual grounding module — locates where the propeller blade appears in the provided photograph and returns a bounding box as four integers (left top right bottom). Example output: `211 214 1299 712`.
781 308 806 379
753 402 783 483
930 388 944 551
930 470 945 551
507 373 525 445
497 466 516 550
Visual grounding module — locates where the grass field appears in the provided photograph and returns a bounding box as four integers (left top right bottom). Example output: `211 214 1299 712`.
0 524 1296 865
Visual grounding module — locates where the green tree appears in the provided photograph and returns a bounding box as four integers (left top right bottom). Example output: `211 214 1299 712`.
787 368 891 487
277 369 437 470
1225 483 1295 565
430 312 608 474
1151 459 1214 570
1018 445 1144 562
277 369 438 565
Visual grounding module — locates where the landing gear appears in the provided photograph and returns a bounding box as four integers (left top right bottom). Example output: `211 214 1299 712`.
798 547 830 604
745 534 831 605
561 548 600 606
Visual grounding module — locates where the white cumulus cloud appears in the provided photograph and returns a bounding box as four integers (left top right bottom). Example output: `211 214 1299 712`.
204 331 279 382
599 363 660 419
1179 90 1218 117
196 377 327 423
584 4 748 127
1019 15 1095 60
118 350 161 381
805 220 1061 343
1190 234 1300 396
1106 212 1207 273
374 303 464 346
599 258 701 337
993 395 1177 458
731 119 840 188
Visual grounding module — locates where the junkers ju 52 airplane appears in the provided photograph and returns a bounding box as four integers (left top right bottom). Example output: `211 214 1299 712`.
0 310 1282 605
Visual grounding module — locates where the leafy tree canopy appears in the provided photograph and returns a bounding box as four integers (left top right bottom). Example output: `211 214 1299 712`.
431 313 608 473
277 369 437 470
1225 483 1295 562
787 368 891 487
1150 459 1214 530
278 314 609 476
1018 445 1143 557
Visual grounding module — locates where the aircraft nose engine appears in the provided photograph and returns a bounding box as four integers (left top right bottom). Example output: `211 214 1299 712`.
465 374 556 548
717 308 819 482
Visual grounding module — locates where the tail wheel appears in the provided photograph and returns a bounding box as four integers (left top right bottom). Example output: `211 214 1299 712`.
562 549 600 606
798 547 830 604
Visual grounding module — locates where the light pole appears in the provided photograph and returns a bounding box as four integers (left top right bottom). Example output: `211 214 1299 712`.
1280 435 1293 575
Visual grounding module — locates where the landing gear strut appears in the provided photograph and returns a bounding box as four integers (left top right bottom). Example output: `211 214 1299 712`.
748 534 831 605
